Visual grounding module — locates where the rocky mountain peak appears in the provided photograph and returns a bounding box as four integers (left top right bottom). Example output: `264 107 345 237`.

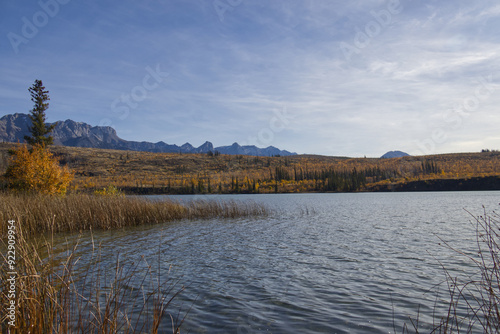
0 113 297 156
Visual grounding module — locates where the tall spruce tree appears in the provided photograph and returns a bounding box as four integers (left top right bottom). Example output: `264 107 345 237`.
24 79 56 146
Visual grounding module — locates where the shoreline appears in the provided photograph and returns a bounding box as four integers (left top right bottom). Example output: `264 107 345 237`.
114 175 500 195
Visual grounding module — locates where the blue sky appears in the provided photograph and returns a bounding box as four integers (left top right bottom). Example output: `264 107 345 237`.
1 0 499 157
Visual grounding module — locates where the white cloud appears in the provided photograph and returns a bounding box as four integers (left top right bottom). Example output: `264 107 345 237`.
1 0 499 155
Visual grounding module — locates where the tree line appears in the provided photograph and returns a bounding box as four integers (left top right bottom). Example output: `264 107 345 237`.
138 158 442 195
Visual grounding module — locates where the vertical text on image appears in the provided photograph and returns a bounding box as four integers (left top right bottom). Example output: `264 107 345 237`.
6 220 17 327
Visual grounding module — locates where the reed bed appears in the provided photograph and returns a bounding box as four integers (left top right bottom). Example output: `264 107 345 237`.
0 193 266 332
1 220 185 333
0 193 268 237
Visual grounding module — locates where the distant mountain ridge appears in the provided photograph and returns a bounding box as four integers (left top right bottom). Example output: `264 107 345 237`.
0 113 297 156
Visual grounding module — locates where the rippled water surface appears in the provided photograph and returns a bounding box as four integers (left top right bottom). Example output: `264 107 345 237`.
66 192 500 333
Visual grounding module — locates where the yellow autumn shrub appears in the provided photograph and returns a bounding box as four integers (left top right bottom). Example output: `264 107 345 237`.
5 144 74 195
94 185 123 196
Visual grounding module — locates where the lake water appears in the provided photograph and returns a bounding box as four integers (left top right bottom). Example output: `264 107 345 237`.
66 191 500 333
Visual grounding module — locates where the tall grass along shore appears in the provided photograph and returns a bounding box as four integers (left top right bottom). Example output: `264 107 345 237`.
404 208 500 333
1 218 186 333
434 209 500 333
0 193 267 333
0 193 268 237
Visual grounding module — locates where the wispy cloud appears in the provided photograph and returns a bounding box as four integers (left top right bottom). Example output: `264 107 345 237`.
0 0 499 156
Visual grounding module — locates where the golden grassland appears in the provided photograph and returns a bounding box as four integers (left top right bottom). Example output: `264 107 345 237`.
1 142 499 194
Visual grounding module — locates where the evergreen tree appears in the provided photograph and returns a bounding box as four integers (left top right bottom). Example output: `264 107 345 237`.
24 79 56 146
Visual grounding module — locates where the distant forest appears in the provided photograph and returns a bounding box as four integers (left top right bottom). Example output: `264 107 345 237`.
3 143 498 194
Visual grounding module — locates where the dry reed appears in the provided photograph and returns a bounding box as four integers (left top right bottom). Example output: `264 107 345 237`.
0 193 268 237
0 193 267 332
404 208 500 333
0 219 186 333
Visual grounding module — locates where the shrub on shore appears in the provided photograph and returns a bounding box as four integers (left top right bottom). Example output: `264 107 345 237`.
5 144 74 195
94 185 123 196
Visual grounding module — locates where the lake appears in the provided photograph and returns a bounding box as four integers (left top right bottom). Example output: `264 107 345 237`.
64 191 500 333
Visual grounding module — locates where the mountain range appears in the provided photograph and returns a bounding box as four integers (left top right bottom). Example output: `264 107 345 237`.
0 113 297 157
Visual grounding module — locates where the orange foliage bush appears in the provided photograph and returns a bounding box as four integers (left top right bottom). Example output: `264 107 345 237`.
5 144 74 195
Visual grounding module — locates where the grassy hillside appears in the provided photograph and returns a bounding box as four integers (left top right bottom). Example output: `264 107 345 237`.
1 143 499 194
